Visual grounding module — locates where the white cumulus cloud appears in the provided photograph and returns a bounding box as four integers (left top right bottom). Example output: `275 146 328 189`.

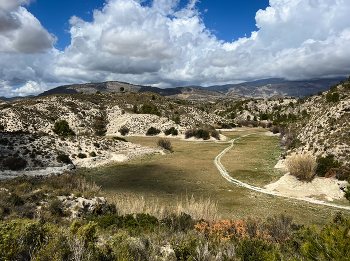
1 0 350 97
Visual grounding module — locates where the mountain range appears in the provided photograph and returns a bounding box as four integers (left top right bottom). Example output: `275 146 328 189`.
1 77 347 103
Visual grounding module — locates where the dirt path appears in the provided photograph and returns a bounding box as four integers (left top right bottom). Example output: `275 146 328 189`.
214 133 350 211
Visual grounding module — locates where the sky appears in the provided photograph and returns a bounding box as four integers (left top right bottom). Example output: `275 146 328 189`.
1 0 350 97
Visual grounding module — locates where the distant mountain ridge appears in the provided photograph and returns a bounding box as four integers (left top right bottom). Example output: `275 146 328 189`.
1 77 347 104
191 78 348 98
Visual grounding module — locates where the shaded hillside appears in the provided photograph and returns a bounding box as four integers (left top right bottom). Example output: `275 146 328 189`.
38 81 238 103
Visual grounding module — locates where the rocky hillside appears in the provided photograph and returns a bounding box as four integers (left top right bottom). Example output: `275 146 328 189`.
0 91 230 175
0 91 229 135
216 79 350 166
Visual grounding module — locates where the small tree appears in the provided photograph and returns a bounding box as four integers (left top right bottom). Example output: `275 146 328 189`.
120 87 124 92
52 120 75 136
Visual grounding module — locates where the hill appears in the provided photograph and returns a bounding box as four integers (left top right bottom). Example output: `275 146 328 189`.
215 78 350 167
0 91 229 175
38 81 239 103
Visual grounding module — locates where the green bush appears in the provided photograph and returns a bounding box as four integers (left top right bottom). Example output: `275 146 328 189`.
146 127 160 136
89 151 96 157
236 238 273 261
326 92 340 102
2 157 27 170
56 154 70 164
49 198 64 216
141 104 161 116
173 116 181 124
165 127 178 136
316 156 342 177
52 120 75 136
77 153 87 159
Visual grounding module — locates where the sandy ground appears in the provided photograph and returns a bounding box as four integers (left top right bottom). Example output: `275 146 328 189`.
267 159 348 201
265 173 348 201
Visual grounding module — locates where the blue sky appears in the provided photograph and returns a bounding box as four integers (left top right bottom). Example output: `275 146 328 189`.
27 0 270 50
1 0 350 97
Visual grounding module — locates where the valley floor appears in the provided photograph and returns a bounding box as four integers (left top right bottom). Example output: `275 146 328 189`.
77 128 350 226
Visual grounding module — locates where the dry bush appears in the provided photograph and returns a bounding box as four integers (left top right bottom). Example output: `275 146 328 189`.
119 126 129 136
108 194 219 221
157 138 173 152
285 152 317 182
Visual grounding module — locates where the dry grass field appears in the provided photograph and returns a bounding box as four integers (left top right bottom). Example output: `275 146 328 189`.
77 128 350 226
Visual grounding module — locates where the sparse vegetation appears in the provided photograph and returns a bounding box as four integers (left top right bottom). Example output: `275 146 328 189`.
2 157 27 170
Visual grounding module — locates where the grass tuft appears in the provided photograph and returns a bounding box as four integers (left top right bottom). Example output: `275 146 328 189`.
285 152 316 182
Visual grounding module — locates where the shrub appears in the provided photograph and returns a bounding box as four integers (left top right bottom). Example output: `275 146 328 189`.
146 127 160 136
77 153 87 159
56 154 70 164
236 238 273 261
52 120 75 136
2 157 27 170
173 117 181 124
211 130 220 140
326 92 340 102
157 138 173 152
285 152 316 182
185 129 197 139
89 151 96 157
165 127 178 136
49 198 64 216
93 117 107 136
119 126 130 136
270 126 280 134
316 156 342 177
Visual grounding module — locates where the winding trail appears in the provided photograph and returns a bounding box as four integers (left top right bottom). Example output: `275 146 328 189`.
214 132 350 211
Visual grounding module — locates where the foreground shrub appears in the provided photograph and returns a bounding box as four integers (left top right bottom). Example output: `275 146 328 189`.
236 238 274 261
119 126 129 136
56 154 70 164
2 157 27 170
316 156 342 177
146 127 160 136
157 138 173 152
285 152 316 182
